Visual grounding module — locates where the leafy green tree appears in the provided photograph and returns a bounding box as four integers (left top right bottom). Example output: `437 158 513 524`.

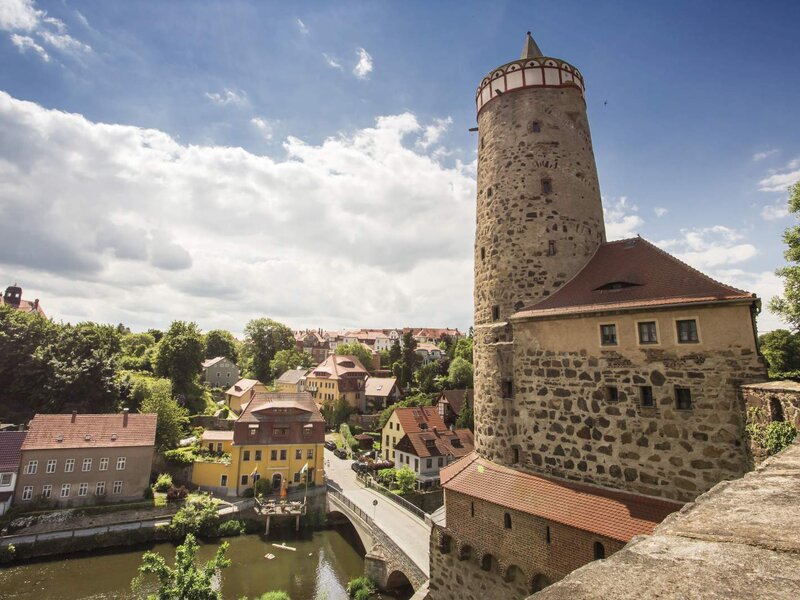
759 329 800 377
138 377 189 451
269 348 313 379
241 318 295 383
415 362 442 394
379 349 390 368
453 337 473 363
394 466 417 495
119 332 157 372
400 332 419 386
254 593 291 600
455 395 474 432
388 340 402 365
335 342 375 373
771 182 800 329
322 396 353 428
447 357 474 389
170 495 221 538
147 328 164 343
204 329 239 362
378 393 433 428
154 321 204 396
133 533 230 600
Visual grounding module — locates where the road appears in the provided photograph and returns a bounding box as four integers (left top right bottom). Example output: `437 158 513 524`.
324 448 431 576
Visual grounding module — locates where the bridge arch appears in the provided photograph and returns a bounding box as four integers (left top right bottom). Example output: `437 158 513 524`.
326 509 369 554
386 570 414 597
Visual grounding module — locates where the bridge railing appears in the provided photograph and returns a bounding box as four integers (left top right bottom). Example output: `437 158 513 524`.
326 484 373 526
357 475 428 521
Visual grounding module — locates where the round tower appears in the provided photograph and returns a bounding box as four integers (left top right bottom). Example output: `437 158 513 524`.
473 33 606 465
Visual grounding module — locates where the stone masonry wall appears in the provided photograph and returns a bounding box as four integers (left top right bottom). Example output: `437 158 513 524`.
474 322 766 502
428 490 624 600
742 380 800 462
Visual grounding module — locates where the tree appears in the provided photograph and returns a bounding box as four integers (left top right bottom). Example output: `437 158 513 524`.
138 377 189 451
447 357 474 389
378 393 433 429
241 318 295 383
119 332 157 372
154 321 204 396
400 332 419 386
455 395 474 432
269 348 313 380
759 329 800 377
133 533 230 600
335 342 374 373
322 396 353 428
394 466 417 495
453 337 473 363
770 182 800 329
415 362 442 394
204 330 238 362
388 340 402 365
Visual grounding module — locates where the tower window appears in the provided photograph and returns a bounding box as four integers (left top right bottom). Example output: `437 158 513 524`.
594 542 605 560
546 526 551 544
604 386 619 402
480 247 486 261
547 240 556 256
530 121 541 133
640 386 654 408
487 186 493 198
512 447 520 463
542 179 552 194
471 501 475 517
600 324 617 346
480 136 485 149
492 305 500 321
504 513 512 529
675 387 693 410
502 379 514 399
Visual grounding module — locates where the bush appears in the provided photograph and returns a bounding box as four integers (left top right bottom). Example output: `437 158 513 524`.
0 544 15 564
255 478 271 497
154 473 173 493
255 592 291 600
394 466 417 495
166 485 188 502
353 590 372 600
169 495 219 539
242 487 255 498
164 447 196 466
346 576 376 599
217 519 245 537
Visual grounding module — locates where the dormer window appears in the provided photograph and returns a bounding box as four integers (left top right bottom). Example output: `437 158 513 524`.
594 281 641 291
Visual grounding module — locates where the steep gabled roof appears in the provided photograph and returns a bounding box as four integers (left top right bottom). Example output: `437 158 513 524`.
22 413 156 450
225 378 262 397
0 431 26 472
364 377 398 397
201 356 226 369
392 406 447 434
239 392 324 424
396 428 474 459
276 368 308 385
310 355 368 379
441 452 683 543
435 389 474 415
514 237 755 320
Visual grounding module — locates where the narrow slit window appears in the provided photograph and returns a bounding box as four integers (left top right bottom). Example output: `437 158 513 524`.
675 387 693 410
542 178 552 194
502 380 514 399
492 305 500 321
480 247 486 261
548 240 556 256
530 121 541 133
604 386 619 402
640 386 654 408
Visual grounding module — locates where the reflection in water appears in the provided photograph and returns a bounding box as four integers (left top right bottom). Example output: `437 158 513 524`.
0 527 384 600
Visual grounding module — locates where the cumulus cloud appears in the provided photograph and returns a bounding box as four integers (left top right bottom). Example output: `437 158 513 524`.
296 18 308 34
761 203 789 221
658 225 757 268
759 157 800 192
0 92 475 333
250 116 274 140
0 0 90 61
654 207 668 217
353 47 373 79
417 117 453 150
204 88 248 106
603 196 643 240
323 53 343 70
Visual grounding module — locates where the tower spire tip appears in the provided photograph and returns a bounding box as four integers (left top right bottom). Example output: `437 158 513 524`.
522 31 543 59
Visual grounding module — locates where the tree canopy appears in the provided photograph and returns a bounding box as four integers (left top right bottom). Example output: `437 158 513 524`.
241 318 295 383
452 337 473 363
759 329 800 378
137 376 189 451
204 329 239 363
335 342 374 373
455 395 474 431
399 331 419 386
270 348 314 380
154 321 204 397
447 357 474 389
770 182 800 330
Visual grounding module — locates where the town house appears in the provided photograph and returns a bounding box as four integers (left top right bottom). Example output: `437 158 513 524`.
381 406 447 462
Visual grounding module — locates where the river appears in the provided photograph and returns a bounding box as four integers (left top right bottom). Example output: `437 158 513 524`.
0 527 395 600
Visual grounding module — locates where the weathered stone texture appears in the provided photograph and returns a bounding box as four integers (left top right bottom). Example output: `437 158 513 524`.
529 442 800 599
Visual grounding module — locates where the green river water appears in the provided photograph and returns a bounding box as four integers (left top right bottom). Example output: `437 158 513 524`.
0 528 393 600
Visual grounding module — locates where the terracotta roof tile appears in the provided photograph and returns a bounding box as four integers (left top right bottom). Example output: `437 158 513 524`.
442 452 683 543
396 428 474 459
239 392 324 424
22 413 157 451
0 431 26 472
310 355 368 380
393 406 447 434
225 378 262 397
514 238 755 319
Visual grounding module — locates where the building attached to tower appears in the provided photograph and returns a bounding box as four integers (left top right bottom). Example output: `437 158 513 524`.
428 33 767 600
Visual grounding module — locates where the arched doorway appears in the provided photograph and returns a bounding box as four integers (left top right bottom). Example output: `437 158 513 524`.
769 396 785 422
386 570 414 600
531 573 550 592
272 473 282 491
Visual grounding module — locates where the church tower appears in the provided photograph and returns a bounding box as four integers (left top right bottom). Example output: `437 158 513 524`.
474 33 605 465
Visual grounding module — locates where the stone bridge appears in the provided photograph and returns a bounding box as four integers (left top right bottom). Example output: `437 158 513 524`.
327 485 428 594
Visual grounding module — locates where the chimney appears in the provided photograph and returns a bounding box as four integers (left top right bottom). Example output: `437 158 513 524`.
33 299 39 309
71 410 77 423
123 408 129 428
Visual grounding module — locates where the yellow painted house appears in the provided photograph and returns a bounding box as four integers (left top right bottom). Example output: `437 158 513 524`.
306 355 368 414
192 392 325 497
224 379 267 414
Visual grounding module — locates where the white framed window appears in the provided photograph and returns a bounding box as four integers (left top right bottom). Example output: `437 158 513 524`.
96 481 106 496
82 458 92 472
46 459 57 474
25 460 38 475
112 481 123 495
78 483 88 497
99 458 109 471
42 484 52 498
116 457 126 471
22 486 33 501
0 473 11 486
64 458 75 473
60 483 70 498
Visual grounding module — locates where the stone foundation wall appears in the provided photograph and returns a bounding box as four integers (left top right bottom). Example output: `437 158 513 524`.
742 381 800 462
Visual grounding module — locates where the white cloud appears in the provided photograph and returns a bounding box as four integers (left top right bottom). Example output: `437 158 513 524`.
323 53 343 70
353 47 373 79
761 203 789 221
654 207 668 217
753 149 779 162
759 157 800 192
603 196 643 240
658 225 757 268
250 116 274 141
417 117 453 150
10 32 48 61
1 0 90 61
0 92 475 333
204 88 248 106
296 18 308 34
714 268 785 332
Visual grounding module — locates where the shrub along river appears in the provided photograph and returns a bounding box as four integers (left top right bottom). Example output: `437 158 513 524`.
0 527 396 599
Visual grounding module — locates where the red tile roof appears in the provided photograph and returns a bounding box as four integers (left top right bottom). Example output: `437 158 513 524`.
310 355 368 380
442 452 683 543
0 431 26 472
514 237 755 319
239 392 324 424
396 428 474 459
393 406 447 435
22 412 157 451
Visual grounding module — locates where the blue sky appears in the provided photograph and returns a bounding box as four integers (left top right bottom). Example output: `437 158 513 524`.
0 0 798 334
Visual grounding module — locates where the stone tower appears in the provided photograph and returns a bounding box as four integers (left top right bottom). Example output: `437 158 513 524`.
474 33 605 465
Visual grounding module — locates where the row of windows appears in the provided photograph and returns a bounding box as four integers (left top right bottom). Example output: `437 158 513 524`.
604 385 693 409
241 449 314 462
247 426 313 438
23 457 126 476
21 480 123 500
600 319 699 347
236 470 314 486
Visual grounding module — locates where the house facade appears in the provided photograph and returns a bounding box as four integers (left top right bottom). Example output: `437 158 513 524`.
224 379 267 414
14 410 156 507
394 427 474 488
275 368 308 393
306 355 369 414
191 392 325 497
381 406 447 462
434 389 474 427
0 431 26 515
202 356 240 388
364 376 401 412
416 343 445 366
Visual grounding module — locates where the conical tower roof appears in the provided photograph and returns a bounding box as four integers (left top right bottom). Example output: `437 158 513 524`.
521 31 543 59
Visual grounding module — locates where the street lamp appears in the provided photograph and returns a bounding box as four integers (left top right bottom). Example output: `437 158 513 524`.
372 498 378 521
